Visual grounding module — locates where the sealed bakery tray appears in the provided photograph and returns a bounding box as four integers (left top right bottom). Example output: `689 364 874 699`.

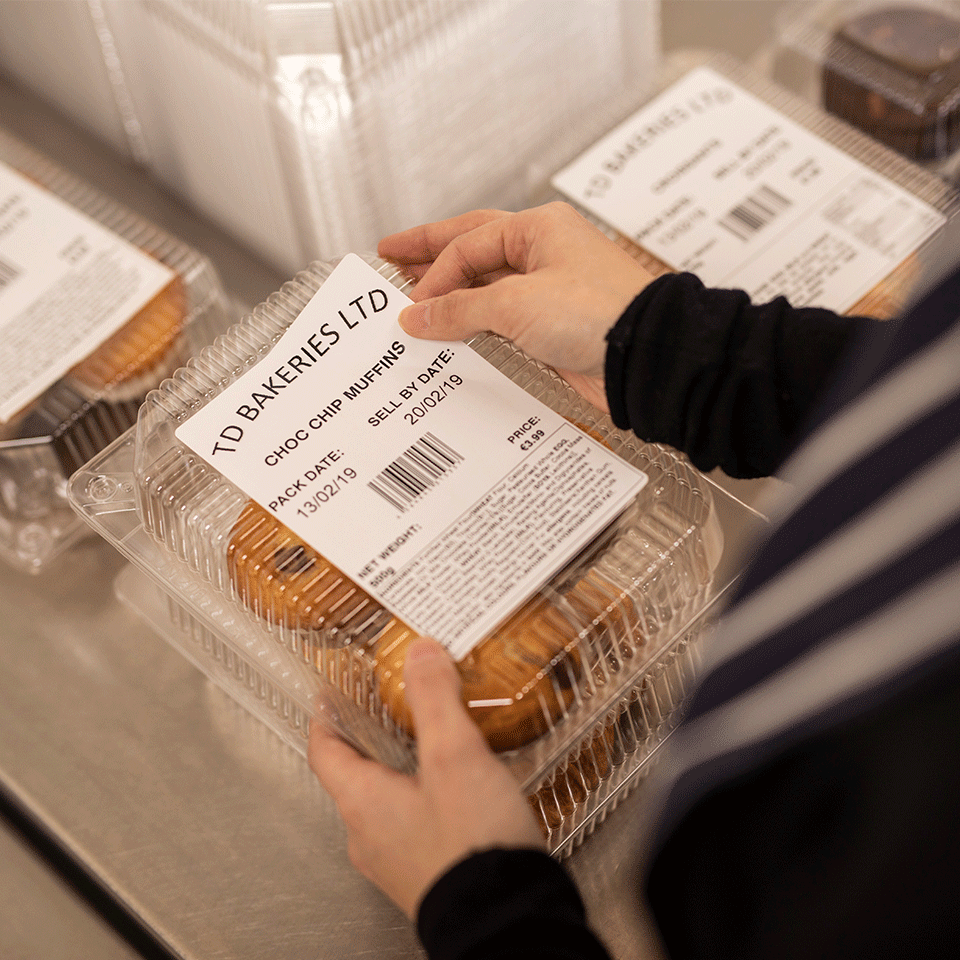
769 1 960 168
546 48 960 320
112 555 717 858
69 254 765 855
0 126 231 573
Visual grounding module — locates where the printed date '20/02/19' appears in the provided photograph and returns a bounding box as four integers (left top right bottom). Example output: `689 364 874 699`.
367 375 464 427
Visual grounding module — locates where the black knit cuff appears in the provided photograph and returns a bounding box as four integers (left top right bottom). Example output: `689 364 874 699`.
417 847 608 960
604 274 688 430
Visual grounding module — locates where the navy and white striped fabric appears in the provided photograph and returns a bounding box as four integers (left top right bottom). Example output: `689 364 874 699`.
647 260 960 855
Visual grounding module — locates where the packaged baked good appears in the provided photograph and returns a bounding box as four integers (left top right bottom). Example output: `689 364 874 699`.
761 1 960 184
0 126 230 572
547 50 959 321
71 253 759 853
822 3 960 161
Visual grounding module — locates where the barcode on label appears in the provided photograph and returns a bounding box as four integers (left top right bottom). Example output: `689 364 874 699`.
718 185 791 241
0 256 19 290
368 432 463 512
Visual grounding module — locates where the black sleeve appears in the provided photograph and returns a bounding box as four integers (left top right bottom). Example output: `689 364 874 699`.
604 273 862 478
645 653 960 960
416 848 612 960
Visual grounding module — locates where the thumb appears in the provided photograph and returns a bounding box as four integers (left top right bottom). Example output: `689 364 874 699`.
402 638 487 756
398 286 494 343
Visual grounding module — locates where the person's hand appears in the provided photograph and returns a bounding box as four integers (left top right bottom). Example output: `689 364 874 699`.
378 202 655 413
307 637 546 919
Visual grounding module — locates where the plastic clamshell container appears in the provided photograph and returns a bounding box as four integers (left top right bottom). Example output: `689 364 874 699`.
0 1 143 161
70 256 765 856
279 0 661 268
75 0 661 274
544 49 960 321
765 1 960 176
0 127 231 573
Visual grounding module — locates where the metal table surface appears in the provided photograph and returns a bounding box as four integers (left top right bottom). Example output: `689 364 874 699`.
0 811 147 960
0 6 787 956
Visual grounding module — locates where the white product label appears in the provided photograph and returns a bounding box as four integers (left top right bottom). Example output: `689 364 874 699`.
0 161 175 423
175 255 647 660
552 66 945 312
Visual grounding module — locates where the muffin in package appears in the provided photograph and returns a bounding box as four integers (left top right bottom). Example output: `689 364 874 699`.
546 50 960 321
767 1 960 173
71 254 760 854
0 127 230 572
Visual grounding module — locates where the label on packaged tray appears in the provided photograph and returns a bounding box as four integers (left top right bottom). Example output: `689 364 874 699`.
0 161 176 423
175 254 647 660
552 65 946 312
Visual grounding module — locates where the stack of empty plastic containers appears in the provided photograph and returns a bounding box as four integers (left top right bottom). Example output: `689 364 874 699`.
0 126 230 573
759 1 960 183
544 50 960 322
0 0 146 163
0 0 662 276
70 254 760 855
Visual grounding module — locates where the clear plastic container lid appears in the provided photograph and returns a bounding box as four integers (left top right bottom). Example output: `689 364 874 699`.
0 126 230 572
69 254 766 829
112 555 717 856
545 49 960 321
0 1 144 161
79 0 660 274
770 1 960 166
270 0 661 265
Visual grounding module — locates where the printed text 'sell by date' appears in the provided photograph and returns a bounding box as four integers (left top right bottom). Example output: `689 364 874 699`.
265 410 551 515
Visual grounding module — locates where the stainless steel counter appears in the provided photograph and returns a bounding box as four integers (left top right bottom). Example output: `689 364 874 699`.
0 539 434 960
0 5 790 958
0 810 147 960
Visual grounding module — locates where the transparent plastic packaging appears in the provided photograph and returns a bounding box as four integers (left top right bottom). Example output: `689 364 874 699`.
544 50 960 321
70 256 764 855
0 1 143 161
100 0 306 273
279 0 661 268
0 127 231 573
763 1 960 178
12 0 660 275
